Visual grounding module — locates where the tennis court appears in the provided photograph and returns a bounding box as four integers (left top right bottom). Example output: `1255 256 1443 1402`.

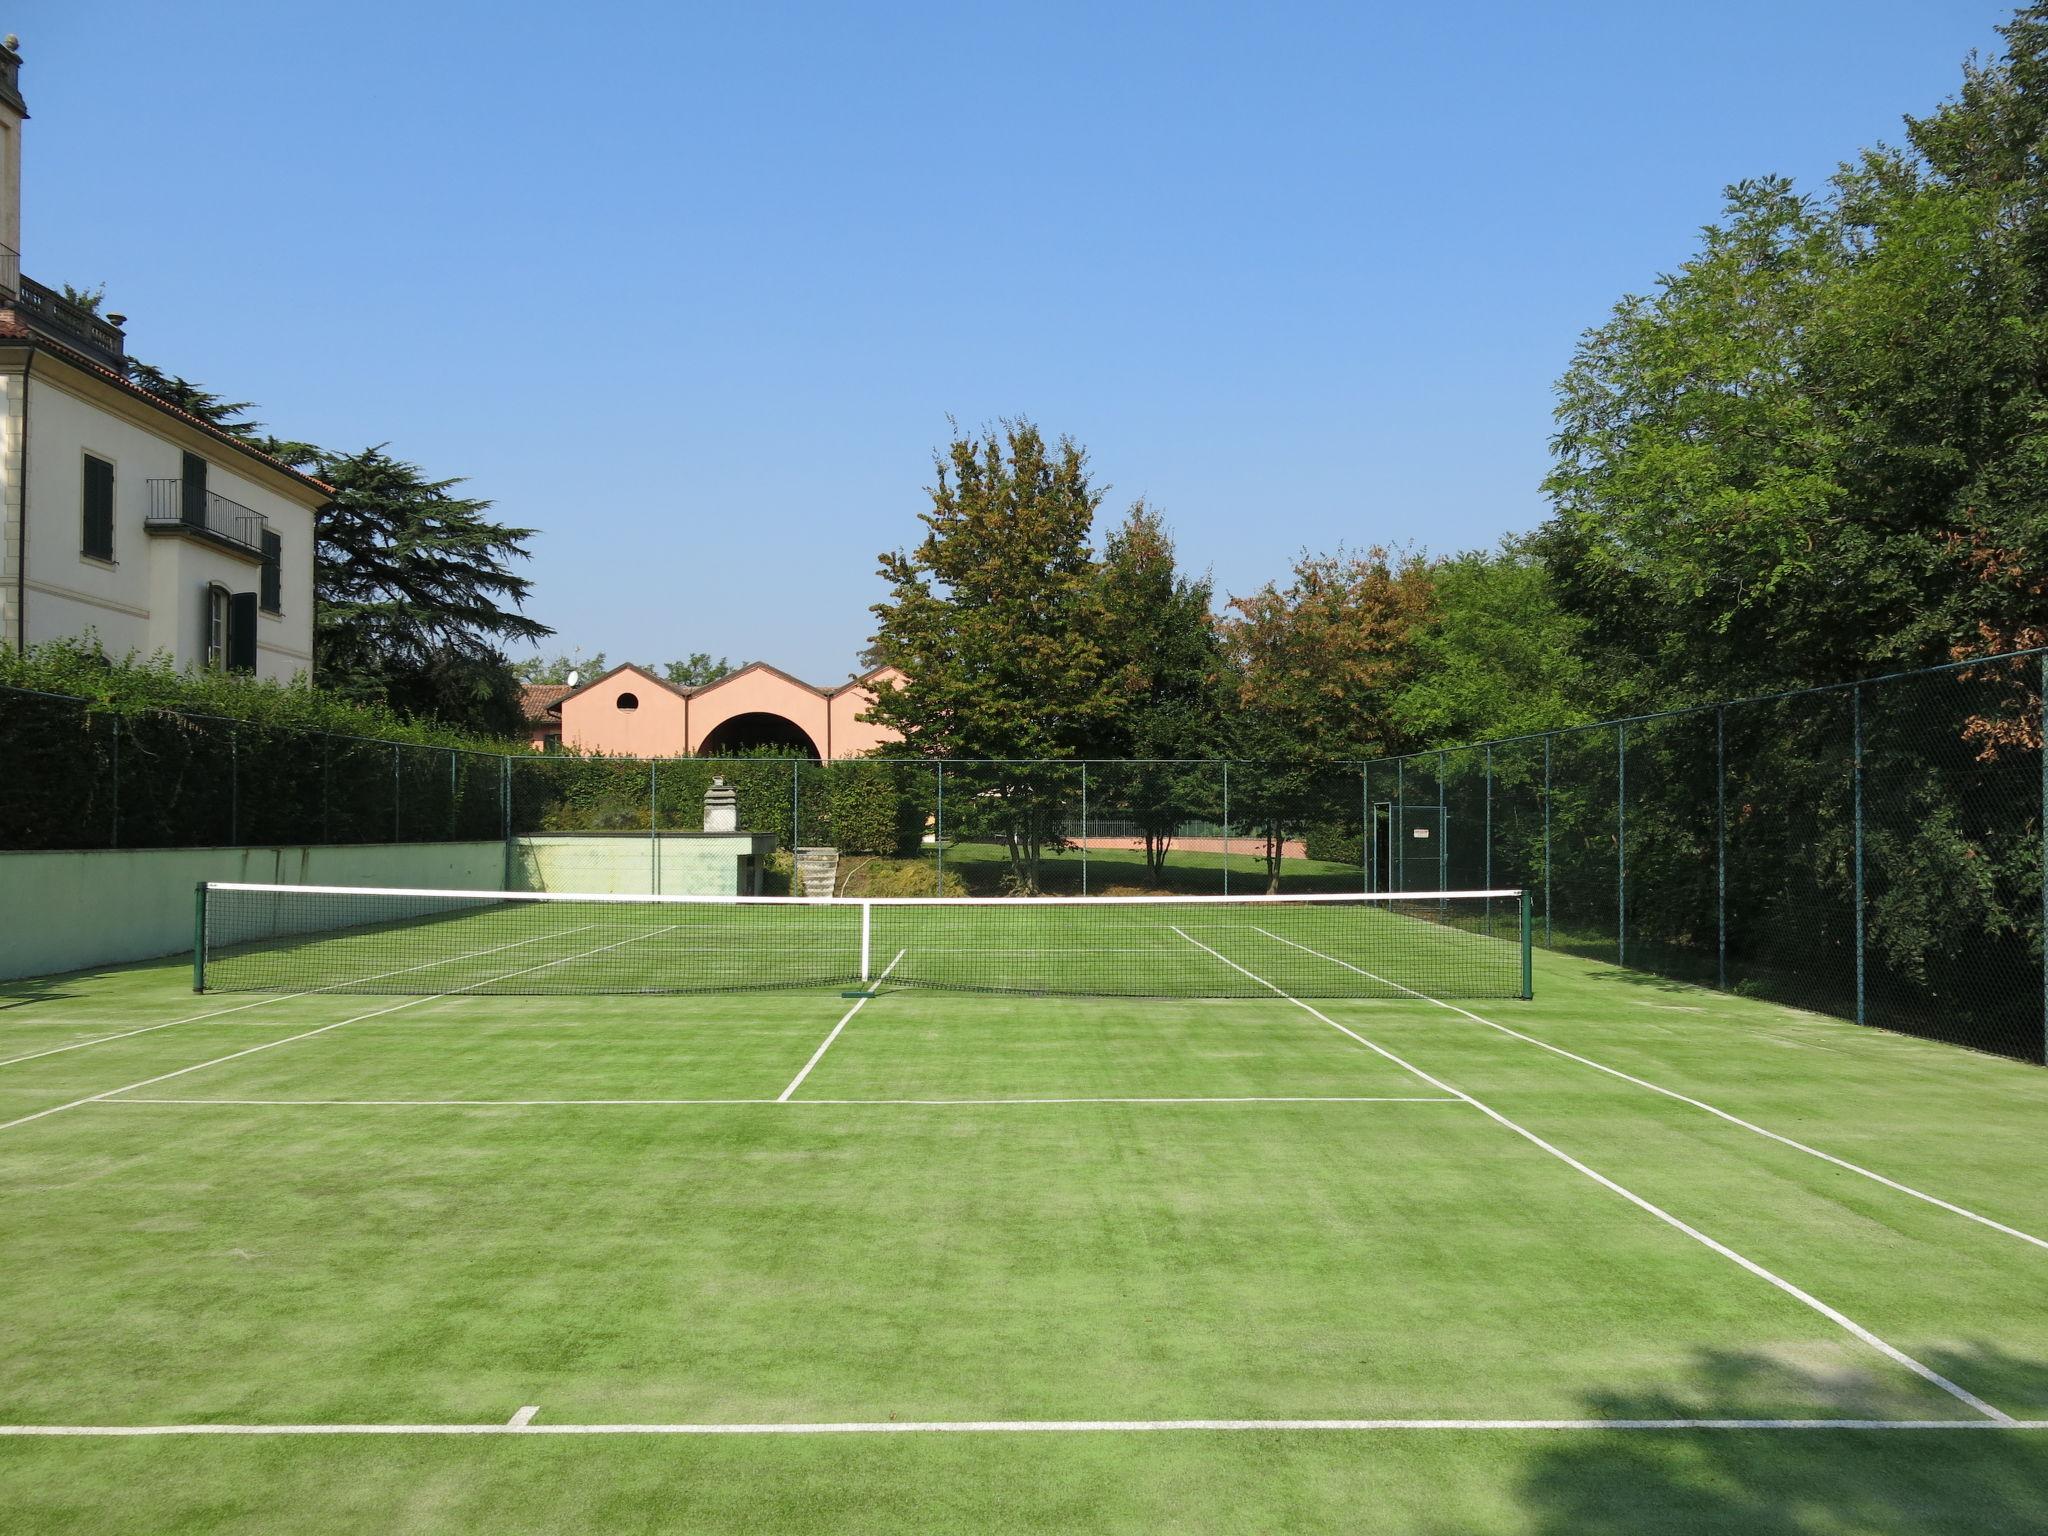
2 887 2046 1533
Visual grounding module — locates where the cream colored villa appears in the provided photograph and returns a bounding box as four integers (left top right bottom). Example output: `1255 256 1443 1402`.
527 662 907 760
0 40 329 681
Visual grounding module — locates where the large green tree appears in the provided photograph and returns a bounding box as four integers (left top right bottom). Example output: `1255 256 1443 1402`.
1094 501 1226 881
284 445 550 736
1540 4 2048 704
1219 546 1433 889
865 420 1126 891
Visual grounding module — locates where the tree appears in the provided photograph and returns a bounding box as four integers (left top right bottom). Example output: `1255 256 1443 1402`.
1391 539 1594 744
126 361 262 438
660 653 732 688
1219 547 1433 890
514 650 608 686
1540 5 2048 705
1094 501 1226 881
291 445 551 736
865 420 1126 891
59 282 105 315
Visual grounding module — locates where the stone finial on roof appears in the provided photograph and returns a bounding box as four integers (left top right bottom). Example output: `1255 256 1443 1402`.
703 776 739 833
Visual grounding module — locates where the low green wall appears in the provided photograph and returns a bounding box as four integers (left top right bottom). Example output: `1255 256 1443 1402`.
514 833 775 896
0 842 507 981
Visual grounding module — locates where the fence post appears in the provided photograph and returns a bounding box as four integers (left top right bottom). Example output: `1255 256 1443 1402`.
1853 686 1865 1027
1617 722 1626 967
1080 761 1089 897
230 725 240 845
791 760 800 860
109 714 120 848
1222 761 1231 896
2040 654 2046 1064
1484 744 1493 891
322 736 331 845
1436 750 1447 895
934 762 945 895
391 744 400 843
651 759 660 895
1542 735 1552 947
1361 762 1370 893
448 750 457 840
501 755 512 890
1716 706 1726 992
1396 758 1405 892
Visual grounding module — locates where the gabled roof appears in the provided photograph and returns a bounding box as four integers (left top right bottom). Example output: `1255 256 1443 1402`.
519 684 572 723
0 310 335 499
549 661 694 710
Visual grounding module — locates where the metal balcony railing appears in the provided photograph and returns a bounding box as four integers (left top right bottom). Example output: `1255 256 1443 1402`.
145 478 269 556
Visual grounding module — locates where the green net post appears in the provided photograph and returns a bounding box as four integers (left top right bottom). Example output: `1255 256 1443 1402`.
1080 761 1089 897
192 882 207 992
1520 889 1533 1000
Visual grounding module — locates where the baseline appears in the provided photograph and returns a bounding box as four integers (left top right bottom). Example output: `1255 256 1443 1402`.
95 1094 1464 1108
1169 925 2013 1426
1256 927 2048 1254
2 1417 2045 1438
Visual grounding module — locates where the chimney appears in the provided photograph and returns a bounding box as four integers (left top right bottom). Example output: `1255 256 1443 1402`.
702 776 738 833
0 36 25 276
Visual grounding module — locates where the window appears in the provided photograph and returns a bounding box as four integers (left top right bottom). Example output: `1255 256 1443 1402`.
81 453 114 560
259 529 282 613
616 692 640 710
204 583 229 669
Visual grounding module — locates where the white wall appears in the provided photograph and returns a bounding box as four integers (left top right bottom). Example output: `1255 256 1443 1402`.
7 364 318 681
0 841 507 980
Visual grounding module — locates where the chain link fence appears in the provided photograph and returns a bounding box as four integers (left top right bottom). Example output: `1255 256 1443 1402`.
5 652 2044 1060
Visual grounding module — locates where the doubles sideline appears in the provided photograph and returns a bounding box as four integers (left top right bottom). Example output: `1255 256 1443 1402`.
1170 926 2014 1426
1253 928 2048 1254
0 923 685 1136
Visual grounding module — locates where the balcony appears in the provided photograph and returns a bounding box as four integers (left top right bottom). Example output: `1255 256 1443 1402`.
13 275 127 370
145 478 269 559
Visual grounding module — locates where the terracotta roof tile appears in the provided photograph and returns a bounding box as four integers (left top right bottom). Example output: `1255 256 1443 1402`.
520 684 572 723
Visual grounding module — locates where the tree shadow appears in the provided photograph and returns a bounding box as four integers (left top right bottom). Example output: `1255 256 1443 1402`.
0 973 78 1010
1502 1345 2048 1536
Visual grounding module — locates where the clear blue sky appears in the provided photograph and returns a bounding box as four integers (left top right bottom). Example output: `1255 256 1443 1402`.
16 0 2014 681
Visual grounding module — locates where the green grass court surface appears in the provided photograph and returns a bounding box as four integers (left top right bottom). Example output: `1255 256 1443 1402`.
2 933 2047 1532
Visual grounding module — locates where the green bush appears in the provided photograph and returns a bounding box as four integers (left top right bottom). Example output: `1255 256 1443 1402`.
824 758 922 855
1304 822 1363 866
836 856 965 897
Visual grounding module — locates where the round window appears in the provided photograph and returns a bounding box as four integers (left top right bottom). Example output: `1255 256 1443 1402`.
616 692 639 711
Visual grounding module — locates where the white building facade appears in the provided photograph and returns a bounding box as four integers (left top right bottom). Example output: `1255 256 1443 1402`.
0 40 328 682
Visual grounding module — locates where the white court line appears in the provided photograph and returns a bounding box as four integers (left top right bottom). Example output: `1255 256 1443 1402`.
0 921 605 1072
776 949 906 1102
507 1406 539 1428
1170 926 2014 1426
1255 928 2048 1255
99 1095 1464 1108
0 924 683 1136
0 1417 2040 1437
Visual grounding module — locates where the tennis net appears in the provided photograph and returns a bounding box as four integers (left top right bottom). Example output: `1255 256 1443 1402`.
194 882 1533 1000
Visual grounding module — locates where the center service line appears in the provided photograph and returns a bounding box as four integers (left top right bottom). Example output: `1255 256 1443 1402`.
777 949 906 1102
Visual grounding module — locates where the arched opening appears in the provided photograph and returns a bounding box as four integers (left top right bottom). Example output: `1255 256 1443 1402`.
697 711 822 760
615 692 640 711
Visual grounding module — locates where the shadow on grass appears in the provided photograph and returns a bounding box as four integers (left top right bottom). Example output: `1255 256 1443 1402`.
1502 1345 2048 1536
0 973 78 1010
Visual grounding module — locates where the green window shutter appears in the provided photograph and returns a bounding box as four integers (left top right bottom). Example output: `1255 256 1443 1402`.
81 454 114 559
227 591 258 673
260 529 282 612
181 452 208 525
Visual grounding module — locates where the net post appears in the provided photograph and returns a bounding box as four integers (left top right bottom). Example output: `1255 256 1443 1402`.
192 882 207 993
860 900 872 984
1852 685 1865 1026
1520 889 1533 1000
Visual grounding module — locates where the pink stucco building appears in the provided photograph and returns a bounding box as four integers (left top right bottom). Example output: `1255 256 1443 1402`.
531 662 906 759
